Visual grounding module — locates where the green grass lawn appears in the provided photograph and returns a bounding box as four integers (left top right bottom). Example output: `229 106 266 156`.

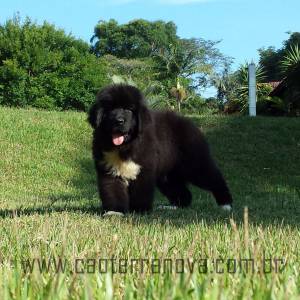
0 106 300 299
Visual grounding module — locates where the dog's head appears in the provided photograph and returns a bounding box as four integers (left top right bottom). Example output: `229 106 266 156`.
88 84 151 148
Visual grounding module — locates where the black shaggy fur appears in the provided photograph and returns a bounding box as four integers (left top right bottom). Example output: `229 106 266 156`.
88 84 232 213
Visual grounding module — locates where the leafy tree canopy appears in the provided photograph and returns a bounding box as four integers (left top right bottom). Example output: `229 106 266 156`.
91 18 231 104
258 32 300 82
0 16 108 111
91 19 178 59
151 37 231 94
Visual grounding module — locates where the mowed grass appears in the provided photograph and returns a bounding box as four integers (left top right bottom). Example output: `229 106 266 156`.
0 106 300 299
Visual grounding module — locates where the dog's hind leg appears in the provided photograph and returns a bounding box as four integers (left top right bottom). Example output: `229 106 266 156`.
188 160 233 211
157 175 192 208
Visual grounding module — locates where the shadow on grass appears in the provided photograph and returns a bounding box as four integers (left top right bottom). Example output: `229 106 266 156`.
1 115 299 226
0 204 100 219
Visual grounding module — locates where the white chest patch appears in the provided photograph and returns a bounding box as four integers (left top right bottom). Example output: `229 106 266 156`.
102 151 141 184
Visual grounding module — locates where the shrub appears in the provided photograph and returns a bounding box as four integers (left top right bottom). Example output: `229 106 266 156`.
0 16 109 111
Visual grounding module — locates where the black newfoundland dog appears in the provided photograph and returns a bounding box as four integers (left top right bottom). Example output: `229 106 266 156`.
88 84 232 216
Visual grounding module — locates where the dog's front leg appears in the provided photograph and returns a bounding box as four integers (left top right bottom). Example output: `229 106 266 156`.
98 174 129 215
128 170 155 213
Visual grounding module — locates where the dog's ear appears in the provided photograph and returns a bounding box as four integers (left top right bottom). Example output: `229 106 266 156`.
138 102 152 133
88 103 103 129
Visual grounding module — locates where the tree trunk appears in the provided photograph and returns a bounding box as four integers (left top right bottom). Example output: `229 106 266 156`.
178 100 181 112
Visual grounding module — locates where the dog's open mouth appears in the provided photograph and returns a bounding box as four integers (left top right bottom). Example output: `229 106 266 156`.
112 133 128 146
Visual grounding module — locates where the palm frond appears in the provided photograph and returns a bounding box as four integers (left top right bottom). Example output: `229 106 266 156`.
281 44 300 72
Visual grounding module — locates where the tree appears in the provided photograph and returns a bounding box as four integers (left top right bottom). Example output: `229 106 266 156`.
219 63 279 114
151 38 230 111
90 19 178 59
258 32 300 82
152 38 228 89
90 18 232 113
280 44 300 114
234 63 273 113
258 47 282 81
210 60 237 104
0 16 108 110
170 80 187 112
257 33 300 115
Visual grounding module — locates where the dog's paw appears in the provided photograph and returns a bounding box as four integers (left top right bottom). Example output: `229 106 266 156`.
157 205 178 210
103 211 125 217
220 204 232 212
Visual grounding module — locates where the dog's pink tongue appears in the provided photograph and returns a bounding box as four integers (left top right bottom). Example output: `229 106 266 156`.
112 134 125 146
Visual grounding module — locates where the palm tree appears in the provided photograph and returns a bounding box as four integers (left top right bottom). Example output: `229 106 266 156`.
170 79 187 112
281 44 300 72
280 45 300 114
234 63 267 113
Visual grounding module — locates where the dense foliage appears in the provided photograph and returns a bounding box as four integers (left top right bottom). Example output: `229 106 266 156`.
209 32 300 116
0 17 230 112
91 19 178 59
258 32 300 82
91 19 230 112
0 17 108 111
279 44 300 114
257 32 300 115
1 16 298 115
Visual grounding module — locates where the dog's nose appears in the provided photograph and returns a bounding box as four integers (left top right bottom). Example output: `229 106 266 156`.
115 117 124 125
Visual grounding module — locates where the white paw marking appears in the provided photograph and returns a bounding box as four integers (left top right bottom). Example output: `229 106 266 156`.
221 204 232 211
103 211 125 217
157 205 178 210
